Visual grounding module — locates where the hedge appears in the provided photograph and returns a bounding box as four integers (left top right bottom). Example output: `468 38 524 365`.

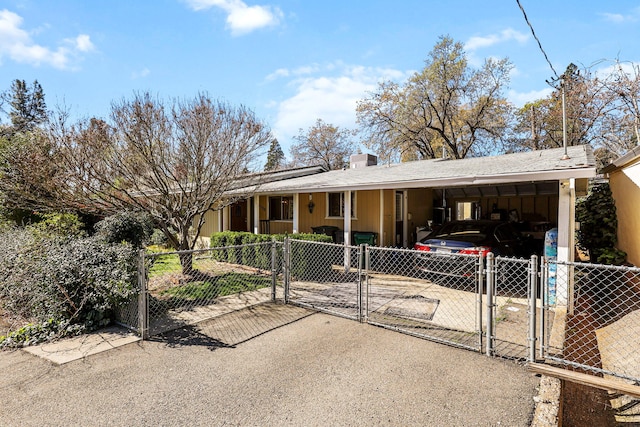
209 231 335 280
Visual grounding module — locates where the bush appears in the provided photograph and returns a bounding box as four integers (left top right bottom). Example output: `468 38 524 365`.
150 228 171 247
576 182 626 265
208 231 334 278
27 212 86 238
95 211 154 248
0 229 138 347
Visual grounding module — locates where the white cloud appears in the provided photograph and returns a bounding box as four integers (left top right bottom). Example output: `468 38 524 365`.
184 0 282 36
0 9 94 69
131 67 151 79
267 63 409 145
465 28 529 51
73 34 94 52
601 7 640 23
507 88 553 107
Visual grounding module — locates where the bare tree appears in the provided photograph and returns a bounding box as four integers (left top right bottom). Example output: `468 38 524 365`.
45 92 271 271
357 35 513 162
290 119 356 170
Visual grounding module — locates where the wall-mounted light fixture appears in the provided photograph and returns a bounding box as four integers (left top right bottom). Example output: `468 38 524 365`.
308 194 315 214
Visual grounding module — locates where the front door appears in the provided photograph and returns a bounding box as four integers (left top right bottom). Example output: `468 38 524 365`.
230 200 248 231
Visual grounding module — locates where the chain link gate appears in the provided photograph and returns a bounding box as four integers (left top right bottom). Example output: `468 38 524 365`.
365 245 485 351
485 254 540 360
284 239 364 321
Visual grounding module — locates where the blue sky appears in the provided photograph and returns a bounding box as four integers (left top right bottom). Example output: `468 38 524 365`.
1 0 639 158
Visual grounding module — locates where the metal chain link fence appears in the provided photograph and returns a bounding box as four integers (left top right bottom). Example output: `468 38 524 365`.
543 259 640 384
114 238 640 385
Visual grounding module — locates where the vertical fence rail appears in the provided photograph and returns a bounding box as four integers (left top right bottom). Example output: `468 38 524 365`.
528 255 538 362
476 254 484 353
283 238 290 304
270 239 277 302
137 249 149 340
485 253 495 356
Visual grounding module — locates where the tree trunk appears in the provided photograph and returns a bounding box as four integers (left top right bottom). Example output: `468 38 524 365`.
179 251 195 275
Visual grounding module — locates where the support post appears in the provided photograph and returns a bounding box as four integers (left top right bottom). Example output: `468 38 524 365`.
357 244 364 322
477 253 484 351
253 195 260 234
271 239 277 302
344 190 352 271
283 237 290 304
529 255 539 362
137 249 149 340
485 252 495 356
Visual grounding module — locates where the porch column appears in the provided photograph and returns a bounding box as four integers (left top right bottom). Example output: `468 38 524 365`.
556 179 576 306
293 193 299 234
379 189 384 247
344 190 352 271
253 195 260 234
222 205 229 232
403 190 409 247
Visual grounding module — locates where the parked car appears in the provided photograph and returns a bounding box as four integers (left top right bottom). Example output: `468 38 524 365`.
414 220 533 258
413 220 535 289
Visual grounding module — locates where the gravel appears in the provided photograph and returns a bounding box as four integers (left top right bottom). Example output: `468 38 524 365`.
0 311 539 426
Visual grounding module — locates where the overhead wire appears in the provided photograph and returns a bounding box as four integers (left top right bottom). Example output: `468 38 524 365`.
516 0 559 81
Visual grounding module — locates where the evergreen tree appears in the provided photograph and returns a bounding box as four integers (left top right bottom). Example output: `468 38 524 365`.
264 138 285 171
3 79 47 133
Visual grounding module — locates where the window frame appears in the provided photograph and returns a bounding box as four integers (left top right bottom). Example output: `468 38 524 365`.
268 195 294 221
326 191 356 219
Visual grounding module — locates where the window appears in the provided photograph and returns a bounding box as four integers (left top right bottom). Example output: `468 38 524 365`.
327 192 356 218
269 196 293 220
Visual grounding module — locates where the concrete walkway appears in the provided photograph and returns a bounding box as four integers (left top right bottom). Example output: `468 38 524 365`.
1 310 539 426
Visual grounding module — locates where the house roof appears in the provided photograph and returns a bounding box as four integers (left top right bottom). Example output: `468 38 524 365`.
602 146 640 174
240 145 596 195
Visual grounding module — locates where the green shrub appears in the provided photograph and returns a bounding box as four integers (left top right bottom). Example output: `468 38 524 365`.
27 212 86 238
576 182 626 265
95 211 154 248
209 231 333 273
0 229 138 347
150 228 171 247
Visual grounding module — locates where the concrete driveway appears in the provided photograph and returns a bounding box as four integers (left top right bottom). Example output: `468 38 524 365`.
0 308 539 426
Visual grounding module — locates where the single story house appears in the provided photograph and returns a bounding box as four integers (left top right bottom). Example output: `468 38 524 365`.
196 145 596 271
603 146 640 266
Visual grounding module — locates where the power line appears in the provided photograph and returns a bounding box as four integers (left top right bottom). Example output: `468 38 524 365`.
516 0 559 81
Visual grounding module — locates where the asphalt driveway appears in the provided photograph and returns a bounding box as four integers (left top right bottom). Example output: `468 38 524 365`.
0 309 539 426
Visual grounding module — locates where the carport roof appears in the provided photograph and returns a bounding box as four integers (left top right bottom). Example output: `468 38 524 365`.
240 144 596 194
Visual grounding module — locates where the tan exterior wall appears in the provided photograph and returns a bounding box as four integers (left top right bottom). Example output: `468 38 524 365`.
609 159 640 266
297 192 342 233
445 195 559 225
408 188 433 231
297 191 381 240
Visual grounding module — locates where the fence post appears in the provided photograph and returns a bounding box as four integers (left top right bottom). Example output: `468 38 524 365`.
271 239 277 302
528 255 539 362
364 244 370 323
539 257 547 360
137 249 149 340
283 237 290 304
477 254 484 351
485 252 495 356
357 244 364 322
